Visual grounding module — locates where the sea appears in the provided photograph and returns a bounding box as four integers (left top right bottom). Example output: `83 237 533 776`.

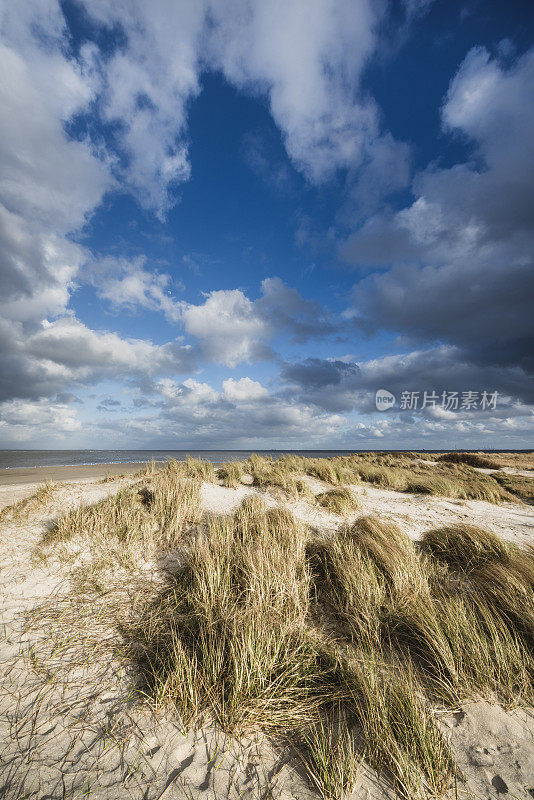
0 449 359 470
0 448 525 470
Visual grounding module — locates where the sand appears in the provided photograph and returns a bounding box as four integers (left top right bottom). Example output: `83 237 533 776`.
0 461 161 488
1 471 533 799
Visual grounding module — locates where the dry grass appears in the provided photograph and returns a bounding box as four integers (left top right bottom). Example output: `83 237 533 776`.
421 523 534 652
315 488 360 515
0 481 56 522
242 452 517 504
121 499 455 798
216 460 244 488
475 452 534 471
31 459 534 799
437 452 502 469
311 516 534 713
100 471 127 483
491 472 534 503
41 467 203 576
247 454 314 499
420 524 511 571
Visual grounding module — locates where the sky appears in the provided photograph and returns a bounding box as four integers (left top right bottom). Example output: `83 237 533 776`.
0 0 533 450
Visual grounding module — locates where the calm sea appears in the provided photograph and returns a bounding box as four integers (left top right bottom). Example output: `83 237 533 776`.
0 449 359 469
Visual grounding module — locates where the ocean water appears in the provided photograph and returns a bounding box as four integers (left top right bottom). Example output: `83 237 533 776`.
0 449 359 469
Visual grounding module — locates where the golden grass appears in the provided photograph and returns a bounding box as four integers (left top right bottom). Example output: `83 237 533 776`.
491 472 534 503
33 459 534 798
247 454 314 498
216 460 244 487
315 488 360 515
235 452 517 505
121 499 455 798
41 468 203 575
437 452 502 469
0 481 56 522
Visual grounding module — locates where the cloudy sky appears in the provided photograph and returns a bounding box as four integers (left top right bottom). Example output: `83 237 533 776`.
1 0 533 450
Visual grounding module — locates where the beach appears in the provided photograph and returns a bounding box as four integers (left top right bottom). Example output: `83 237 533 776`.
1 452 533 799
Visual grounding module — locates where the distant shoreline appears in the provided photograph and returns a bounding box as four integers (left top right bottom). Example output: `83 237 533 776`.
0 462 160 487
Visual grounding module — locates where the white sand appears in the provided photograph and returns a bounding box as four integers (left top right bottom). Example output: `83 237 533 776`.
1 475 533 799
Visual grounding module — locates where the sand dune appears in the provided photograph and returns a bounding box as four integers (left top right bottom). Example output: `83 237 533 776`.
1 458 533 799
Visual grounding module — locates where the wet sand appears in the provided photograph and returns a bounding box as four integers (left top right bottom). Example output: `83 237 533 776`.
0 461 162 487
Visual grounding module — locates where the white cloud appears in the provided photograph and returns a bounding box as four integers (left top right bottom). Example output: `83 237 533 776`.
80 0 206 217
181 289 272 367
223 377 268 401
75 0 409 206
92 256 183 323
341 46 534 381
0 4 111 328
0 397 82 444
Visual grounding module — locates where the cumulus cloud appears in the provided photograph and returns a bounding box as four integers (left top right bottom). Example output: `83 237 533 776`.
223 377 268 402
0 316 196 402
0 397 82 445
281 346 534 418
181 289 273 367
179 278 338 367
135 375 347 448
0 2 111 327
341 46 534 385
74 0 411 209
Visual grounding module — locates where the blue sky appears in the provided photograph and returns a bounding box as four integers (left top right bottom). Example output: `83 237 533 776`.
1 0 533 449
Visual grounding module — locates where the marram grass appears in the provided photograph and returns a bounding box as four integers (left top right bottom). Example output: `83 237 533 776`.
36 459 534 799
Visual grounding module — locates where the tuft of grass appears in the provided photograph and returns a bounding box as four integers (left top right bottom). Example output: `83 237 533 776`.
100 471 127 483
123 499 337 732
296 706 361 800
437 452 501 470
315 488 360 515
216 460 244 488
248 455 314 498
342 653 455 798
182 456 216 482
312 515 534 713
123 498 455 798
420 524 510 571
0 480 56 522
491 471 534 503
304 459 352 486
42 471 203 575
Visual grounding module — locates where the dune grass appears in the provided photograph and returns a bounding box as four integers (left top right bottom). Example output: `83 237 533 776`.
42 466 203 575
491 471 534 503
315 488 360 515
35 459 534 798
216 460 244 488
247 454 315 499
437 452 502 470
121 498 455 798
0 480 56 522
310 517 534 712
233 452 516 505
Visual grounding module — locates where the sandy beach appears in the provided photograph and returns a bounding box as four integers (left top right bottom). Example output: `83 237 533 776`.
1 453 533 799
0 461 163 488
